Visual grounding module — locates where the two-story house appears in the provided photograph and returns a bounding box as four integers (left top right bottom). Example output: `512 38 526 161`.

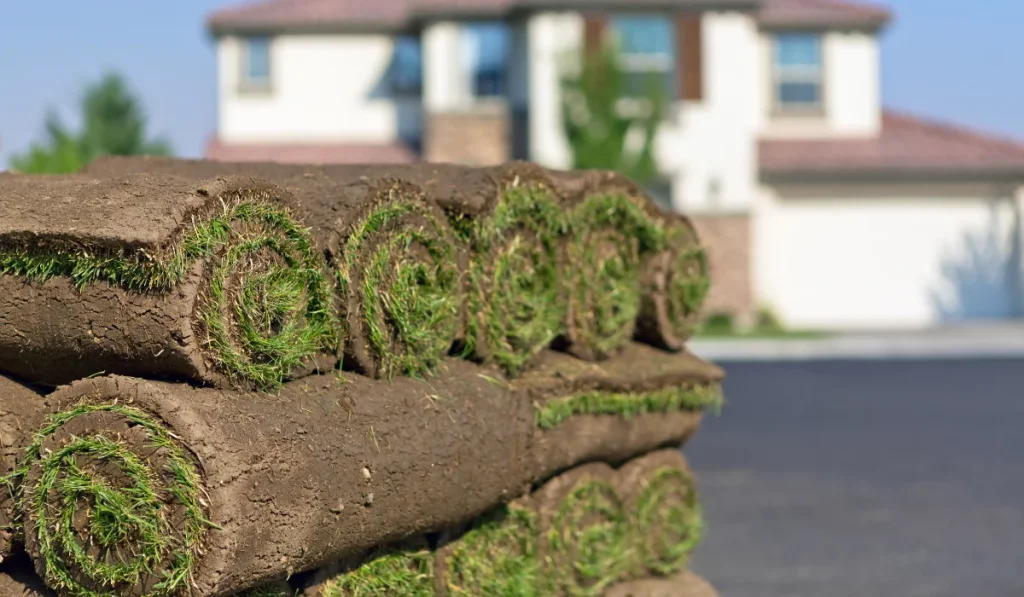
205 0 1024 330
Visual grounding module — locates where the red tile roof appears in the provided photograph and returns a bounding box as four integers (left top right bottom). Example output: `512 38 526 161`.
758 0 890 29
760 111 1024 180
205 138 419 164
209 0 882 33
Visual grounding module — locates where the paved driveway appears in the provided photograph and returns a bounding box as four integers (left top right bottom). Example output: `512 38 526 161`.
686 358 1024 597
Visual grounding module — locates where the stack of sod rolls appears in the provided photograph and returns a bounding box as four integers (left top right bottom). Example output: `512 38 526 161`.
0 158 721 596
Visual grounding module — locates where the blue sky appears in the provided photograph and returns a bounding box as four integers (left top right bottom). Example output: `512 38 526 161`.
2 0 1022 166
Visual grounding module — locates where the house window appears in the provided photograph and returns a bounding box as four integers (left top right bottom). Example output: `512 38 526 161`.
612 15 675 99
240 36 271 90
773 33 823 112
391 36 423 96
463 23 510 98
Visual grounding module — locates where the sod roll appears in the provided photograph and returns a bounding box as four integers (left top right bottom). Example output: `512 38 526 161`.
550 169 710 352
317 450 705 597
0 173 336 390
516 343 723 478
8 363 533 597
87 157 569 377
0 375 48 559
616 450 703 580
87 157 466 379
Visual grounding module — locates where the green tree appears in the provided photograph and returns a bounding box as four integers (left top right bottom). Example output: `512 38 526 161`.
10 72 172 173
560 43 666 184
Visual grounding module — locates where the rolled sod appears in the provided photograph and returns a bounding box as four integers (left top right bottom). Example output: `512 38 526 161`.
0 374 49 559
514 343 723 478
309 451 707 597
616 450 703 579
357 162 569 375
0 173 336 390
8 364 534 597
85 157 464 380
549 169 710 352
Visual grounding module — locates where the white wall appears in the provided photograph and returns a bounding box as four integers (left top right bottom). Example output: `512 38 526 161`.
755 183 1019 329
423 21 470 111
758 29 881 139
217 34 422 144
656 11 761 214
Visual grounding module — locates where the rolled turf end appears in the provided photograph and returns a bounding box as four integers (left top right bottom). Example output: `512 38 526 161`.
546 479 631 596
535 384 724 430
439 505 538 596
636 220 711 351
463 184 568 375
335 192 461 379
0 190 338 391
561 193 667 361
8 404 211 597
635 466 704 577
321 549 434 597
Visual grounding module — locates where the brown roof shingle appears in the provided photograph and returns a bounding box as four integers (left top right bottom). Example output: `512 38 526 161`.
760 110 1024 181
211 0 880 33
758 0 891 30
205 138 419 164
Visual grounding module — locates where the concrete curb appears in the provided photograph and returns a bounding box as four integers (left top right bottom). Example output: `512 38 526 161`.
688 333 1024 362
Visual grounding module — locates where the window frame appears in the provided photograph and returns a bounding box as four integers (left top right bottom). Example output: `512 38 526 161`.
771 32 825 116
390 35 424 98
239 35 273 93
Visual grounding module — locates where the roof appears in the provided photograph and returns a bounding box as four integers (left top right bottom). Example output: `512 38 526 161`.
205 138 419 164
208 0 883 34
760 111 1024 182
758 0 890 30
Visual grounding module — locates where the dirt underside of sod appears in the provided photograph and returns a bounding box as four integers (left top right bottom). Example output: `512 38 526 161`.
0 375 48 559
0 340 722 597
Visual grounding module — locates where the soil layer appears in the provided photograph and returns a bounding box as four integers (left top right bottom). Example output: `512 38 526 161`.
0 173 336 389
0 374 48 558
0 554 55 597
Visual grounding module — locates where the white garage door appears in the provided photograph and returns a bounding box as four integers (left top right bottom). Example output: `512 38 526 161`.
758 186 1018 330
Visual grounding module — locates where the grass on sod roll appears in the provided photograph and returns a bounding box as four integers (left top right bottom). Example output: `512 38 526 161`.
664 227 711 336
546 479 631 596
443 505 538 597
462 185 569 375
633 466 704 577
335 197 460 378
535 384 724 430
321 549 434 597
1 404 213 597
0 191 337 390
565 194 667 358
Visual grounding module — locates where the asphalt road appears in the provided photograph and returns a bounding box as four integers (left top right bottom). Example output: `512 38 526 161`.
685 358 1024 597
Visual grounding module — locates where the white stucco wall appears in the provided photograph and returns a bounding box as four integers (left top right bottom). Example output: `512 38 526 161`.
758 29 881 139
656 11 761 214
755 183 1019 329
216 34 422 144
519 12 584 170
423 21 470 111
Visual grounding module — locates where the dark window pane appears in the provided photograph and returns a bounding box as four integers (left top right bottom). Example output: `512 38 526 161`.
465 22 509 98
245 37 271 81
775 34 821 68
473 66 506 97
612 15 674 56
391 36 423 94
778 82 821 105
